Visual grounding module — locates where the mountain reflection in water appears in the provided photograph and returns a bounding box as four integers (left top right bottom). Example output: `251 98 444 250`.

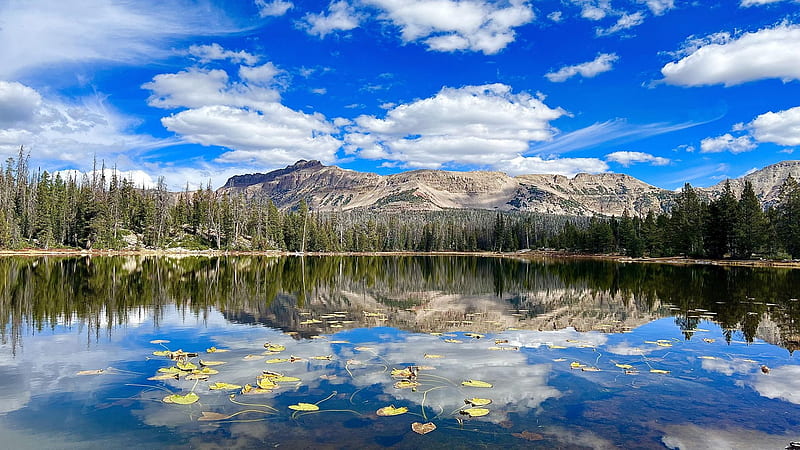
2 255 799 352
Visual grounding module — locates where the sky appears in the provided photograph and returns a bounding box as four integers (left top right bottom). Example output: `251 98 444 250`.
0 0 799 190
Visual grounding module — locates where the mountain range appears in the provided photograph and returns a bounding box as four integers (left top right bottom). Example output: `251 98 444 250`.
219 160 800 216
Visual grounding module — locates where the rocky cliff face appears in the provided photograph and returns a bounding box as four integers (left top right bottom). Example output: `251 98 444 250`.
219 160 800 216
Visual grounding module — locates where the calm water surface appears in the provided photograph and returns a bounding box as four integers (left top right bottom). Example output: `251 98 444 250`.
1 256 799 449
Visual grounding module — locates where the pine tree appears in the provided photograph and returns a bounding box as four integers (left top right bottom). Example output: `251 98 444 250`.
733 181 767 259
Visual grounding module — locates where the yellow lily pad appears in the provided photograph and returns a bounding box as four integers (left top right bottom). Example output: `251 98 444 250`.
264 344 285 352
288 402 319 411
209 382 242 390
76 369 105 376
569 362 586 369
650 369 670 374
310 355 333 360
199 360 226 366
162 392 199 405
424 354 444 359
461 380 492 388
271 376 301 383
266 358 290 364
443 339 462 344
376 405 408 416
548 345 567 349
148 373 180 381
466 398 492 406
176 361 197 371
152 350 172 357
462 407 490 417
206 347 229 353
257 378 277 390
185 373 209 381
150 339 170 344
465 333 484 339
158 367 183 374
394 380 421 389
615 364 634 370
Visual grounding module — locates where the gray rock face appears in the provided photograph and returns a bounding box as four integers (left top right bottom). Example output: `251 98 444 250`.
219 160 800 216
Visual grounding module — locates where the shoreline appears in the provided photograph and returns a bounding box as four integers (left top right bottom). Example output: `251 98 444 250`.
0 248 798 269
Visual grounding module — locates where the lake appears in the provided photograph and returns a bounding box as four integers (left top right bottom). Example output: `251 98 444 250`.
1 255 799 449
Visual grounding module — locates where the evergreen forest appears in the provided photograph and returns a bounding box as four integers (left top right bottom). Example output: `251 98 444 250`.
3 150 800 259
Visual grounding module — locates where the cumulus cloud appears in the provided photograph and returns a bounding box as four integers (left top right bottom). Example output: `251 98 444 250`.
639 0 674 15
596 11 646 36
0 81 169 168
347 83 566 169
500 155 609 176
143 52 342 168
301 1 363 37
748 106 800 146
571 0 613 20
605 151 670 166
545 53 619 82
0 0 238 79
255 0 293 17
360 0 535 54
700 133 756 153
749 365 800 404
661 24 800 87
548 11 563 22
187 43 259 65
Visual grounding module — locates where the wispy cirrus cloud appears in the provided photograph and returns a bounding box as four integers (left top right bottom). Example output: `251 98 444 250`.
0 0 242 79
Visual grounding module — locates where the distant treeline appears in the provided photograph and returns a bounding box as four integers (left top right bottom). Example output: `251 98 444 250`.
2 149 800 259
550 180 800 260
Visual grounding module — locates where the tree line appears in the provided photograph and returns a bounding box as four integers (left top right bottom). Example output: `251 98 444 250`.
549 179 800 259
2 148 800 259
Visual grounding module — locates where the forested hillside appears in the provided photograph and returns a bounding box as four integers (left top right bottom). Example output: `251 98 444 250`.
2 149 800 259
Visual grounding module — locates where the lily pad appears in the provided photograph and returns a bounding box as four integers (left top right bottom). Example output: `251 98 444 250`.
411 422 436 435
615 364 634 370
394 380 421 389
288 402 319 411
148 373 180 381
150 339 170 344
466 398 492 406
257 378 277 390
199 360 226 366
462 380 492 388
265 358 290 364
264 344 285 352
424 354 444 359
162 392 199 405
462 407 490 417
376 405 408 416
209 382 242 390
176 361 197 371
310 355 333 360
650 369 670 374
206 347 229 353
76 369 105 376
198 411 230 421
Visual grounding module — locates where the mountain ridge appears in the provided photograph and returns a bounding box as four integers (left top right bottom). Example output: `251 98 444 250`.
219 160 800 216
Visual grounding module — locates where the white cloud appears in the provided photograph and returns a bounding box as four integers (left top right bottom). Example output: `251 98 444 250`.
143 55 342 169
348 83 566 168
0 0 238 79
254 0 293 17
661 24 800 87
54 168 157 189
163 105 341 166
661 424 796 450
545 53 619 82
362 0 535 54
548 11 563 22
741 0 798 6
187 43 259 65
529 119 704 155
639 0 674 15
748 105 800 146
311 88 328 95
142 65 282 111
0 81 169 168
596 11 646 36
301 1 363 37
571 0 613 20
700 133 756 153
501 155 609 176
749 365 800 404
605 151 670 166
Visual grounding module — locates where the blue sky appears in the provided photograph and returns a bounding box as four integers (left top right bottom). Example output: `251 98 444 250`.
1 0 799 190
